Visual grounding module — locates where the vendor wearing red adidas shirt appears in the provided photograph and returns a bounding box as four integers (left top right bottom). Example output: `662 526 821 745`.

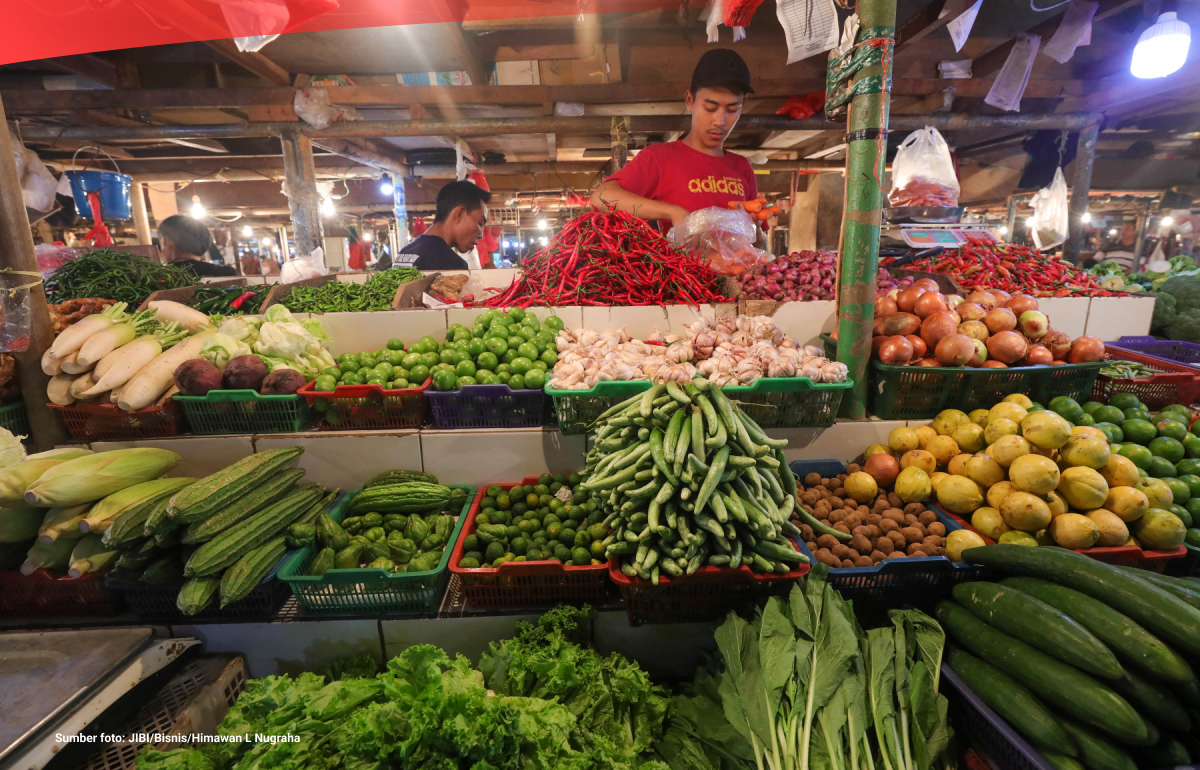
590 48 758 231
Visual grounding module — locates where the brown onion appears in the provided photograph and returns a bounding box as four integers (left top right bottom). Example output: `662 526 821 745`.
879 336 914 365
987 330 1029 364
1018 311 1050 340
990 289 1012 304
872 335 889 357
947 294 965 309
968 339 988 367
920 311 960 350
1051 360 1068 365
914 358 942 367
966 291 997 310
881 312 923 337
958 320 990 342
1067 336 1106 363
1022 345 1054 366
896 286 927 313
980 360 1008 368
935 333 975 367
1042 330 1072 359
984 307 1018 334
1005 295 1039 316
875 296 899 316
864 453 901 487
913 291 949 319
914 278 941 292
957 302 986 322
905 334 927 359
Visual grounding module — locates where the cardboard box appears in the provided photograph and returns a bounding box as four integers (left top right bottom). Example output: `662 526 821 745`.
538 44 621 85
494 61 540 86
391 274 441 309
137 278 248 311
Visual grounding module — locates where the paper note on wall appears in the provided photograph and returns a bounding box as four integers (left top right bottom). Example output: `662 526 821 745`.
1043 0 1098 63
985 33 1040 112
947 0 983 51
776 0 840 64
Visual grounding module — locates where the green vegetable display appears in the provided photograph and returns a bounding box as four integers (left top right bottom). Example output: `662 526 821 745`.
658 565 952 770
190 285 271 315
280 267 423 313
589 378 806 581
46 249 197 306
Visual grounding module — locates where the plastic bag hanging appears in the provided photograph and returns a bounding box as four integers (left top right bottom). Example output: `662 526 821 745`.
294 88 361 130
0 268 43 352
1029 167 1070 251
888 126 960 208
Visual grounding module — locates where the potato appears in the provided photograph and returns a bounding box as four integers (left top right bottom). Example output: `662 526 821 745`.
847 463 862 473
919 510 938 526
928 521 947 537
824 478 840 491
839 559 853 568
905 513 920 526
852 525 873 538
829 510 847 523
833 522 852 535
879 518 900 534
900 526 925 544
866 513 883 526
816 534 841 550
905 503 926 516
816 549 840 567
887 551 908 559
851 534 873 554
806 541 818 552
908 542 926 556
876 536 895 554
923 535 944 548
888 530 907 548
805 472 822 486
855 555 875 567
832 544 852 560
800 524 815 540
867 524 882 538
888 492 904 508
834 488 848 499
870 549 887 562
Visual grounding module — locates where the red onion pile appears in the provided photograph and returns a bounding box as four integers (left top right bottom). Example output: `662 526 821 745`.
876 269 915 298
738 251 837 302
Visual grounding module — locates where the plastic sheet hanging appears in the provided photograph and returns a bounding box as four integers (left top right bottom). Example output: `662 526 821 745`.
0 269 43 353
824 22 894 120
294 88 362 130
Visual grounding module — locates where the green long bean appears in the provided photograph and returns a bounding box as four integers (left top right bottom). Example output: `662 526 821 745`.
46 249 195 305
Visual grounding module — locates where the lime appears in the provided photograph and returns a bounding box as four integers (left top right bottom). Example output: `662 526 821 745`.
1124 407 1152 422
1150 436 1186 463
319 367 340 379
496 363 512 375
384 350 406 367
1191 419 1200 437
1186 497 1200 521
408 364 430 383
540 349 559 367
463 337 485 357
1178 459 1200 477
1180 474 1200 498
507 307 527 322
1161 403 1193 418
1121 419 1158 445
451 328 471 344
340 371 362 385
314 375 337 392
338 353 360 368
1110 393 1142 410
1149 456 1179 478
456 375 478 387
1158 410 1188 424
524 368 546 389
455 359 477 377
545 315 565 331
485 337 509 356
1094 406 1125 425
1119 443 1154 469
1165 477 1192 503
509 373 527 390
1075 413 1096 427
496 370 511 384
401 352 421 369
365 376 387 387
1049 396 1085 423
391 379 410 389
1170 504 1193 525
477 370 499 385
1082 401 1105 415
472 323 488 338
503 349 520 365
507 335 525 350
415 336 440 353
517 342 539 360
1157 419 1189 442
1185 434 1200 458
419 352 439 369
531 360 548 371
510 356 533 375
432 369 457 391
373 362 395 379
360 353 380 368
1110 443 1124 455
437 348 458 365
1095 422 1123 442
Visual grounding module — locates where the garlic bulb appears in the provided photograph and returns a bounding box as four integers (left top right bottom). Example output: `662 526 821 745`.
736 358 763 384
697 358 718 376
799 359 823 381
710 373 737 387
803 345 824 358
692 332 715 360
646 330 666 344
819 361 849 383
779 337 799 349
688 316 715 334
767 358 796 378
735 316 754 333
730 331 755 348
666 341 695 363
716 316 738 335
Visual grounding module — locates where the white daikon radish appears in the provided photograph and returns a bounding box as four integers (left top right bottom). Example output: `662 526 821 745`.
68 371 98 400
148 301 211 332
156 385 180 406
47 373 77 406
41 348 62 376
76 311 154 369
119 331 213 411
59 351 86 375
81 336 161 397
93 345 124 382
49 302 127 357
109 384 124 404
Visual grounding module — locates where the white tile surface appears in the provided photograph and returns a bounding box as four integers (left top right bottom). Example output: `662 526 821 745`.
253 432 423 488
1038 297 1091 339
380 614 540 665
316 310 448 355
1084 296 1156 341
91 436 255 478
419 428 586 486
171 619 383 678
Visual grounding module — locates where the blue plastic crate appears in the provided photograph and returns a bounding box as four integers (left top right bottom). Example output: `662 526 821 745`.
426 384 546 429
941 665 1056 770
789 460 991 603
1108 336 1200 370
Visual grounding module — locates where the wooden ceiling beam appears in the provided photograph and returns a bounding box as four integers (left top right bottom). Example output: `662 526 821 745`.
202 39 292 86
70 109 231 154
35 54 120 88
1 78 1086 115
894 0 978 54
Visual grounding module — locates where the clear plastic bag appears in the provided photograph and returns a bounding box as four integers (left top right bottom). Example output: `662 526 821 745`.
0 269 41 352
294 88 362 130
668 207 775 275
1030 167 1069 251
10 136 57 213
280 247 329 284
889 126 960 208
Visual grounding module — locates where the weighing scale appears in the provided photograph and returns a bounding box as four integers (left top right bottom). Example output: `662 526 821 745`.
880 223 1002 263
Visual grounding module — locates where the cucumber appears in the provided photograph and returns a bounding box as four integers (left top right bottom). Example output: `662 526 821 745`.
953 582 1123 680
1138 738 1191 768
1001 577 1195 685
963 545 1200 658
937 601 1150 746
946 646 1076 756
1121 567 1200 611
1042 754 1085 770
1059 721 1137 770
1108 668 1191 732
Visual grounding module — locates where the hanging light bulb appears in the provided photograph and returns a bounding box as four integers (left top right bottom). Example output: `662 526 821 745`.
1162 215 1175 226
321 197 335 216
1132 12 1191 78
380 175 394 195
1109 228 1118 236
190 195 205 219
998 225 1009 235
242 225 253 237
1081 211 1092 224
538 219 548 230
362 231 373 242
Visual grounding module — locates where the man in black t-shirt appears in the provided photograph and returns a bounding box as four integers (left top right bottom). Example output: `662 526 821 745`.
396 181 490 270
157 215 237 277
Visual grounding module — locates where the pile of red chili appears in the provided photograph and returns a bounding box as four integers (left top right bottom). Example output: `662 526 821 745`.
894 239 1124 298
481 210 731 308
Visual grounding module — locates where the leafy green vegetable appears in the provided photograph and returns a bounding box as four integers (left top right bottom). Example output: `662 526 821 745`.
1151 291 1177 334
1088 261 1127 278
136 748 215 770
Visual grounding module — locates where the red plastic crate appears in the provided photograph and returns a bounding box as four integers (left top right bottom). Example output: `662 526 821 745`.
49 400 183 442
1090 348 1200 409
297 377 430 430
941 510 1185 572
609 547 809 626
0 569 123 617
447 478 611 608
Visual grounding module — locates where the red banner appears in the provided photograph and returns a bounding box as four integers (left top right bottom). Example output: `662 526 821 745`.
3 0 686 65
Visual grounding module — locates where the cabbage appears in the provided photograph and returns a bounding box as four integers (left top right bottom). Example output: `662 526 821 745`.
217 316 262 345
199 333 252 371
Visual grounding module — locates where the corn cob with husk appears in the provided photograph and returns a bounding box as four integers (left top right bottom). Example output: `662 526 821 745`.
38 504 91 543
67 533 120 577
0 507 45 543
20 536 75 574
24 448 181 507
0 448 94 508
84 477 195 537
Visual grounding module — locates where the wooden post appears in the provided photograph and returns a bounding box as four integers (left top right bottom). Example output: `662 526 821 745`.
130 181 153 246
1064 122 1099 265
835 0 896 418
280 131 324 257
0 95 70 449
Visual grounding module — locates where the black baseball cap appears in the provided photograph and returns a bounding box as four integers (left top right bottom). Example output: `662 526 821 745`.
689 48 754 95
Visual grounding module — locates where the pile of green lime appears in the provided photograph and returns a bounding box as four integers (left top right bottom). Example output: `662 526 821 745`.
313 338 413 391
457 473 610 568
423 308 563 391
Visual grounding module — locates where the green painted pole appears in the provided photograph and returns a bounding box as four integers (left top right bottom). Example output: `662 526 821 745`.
835 0 897 419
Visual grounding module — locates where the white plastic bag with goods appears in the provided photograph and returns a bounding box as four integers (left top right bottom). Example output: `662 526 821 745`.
9 135 57 213
294 88 362 130
889 126 961 208
1029 167 1070 251
669 207 773 274
280 247 329 284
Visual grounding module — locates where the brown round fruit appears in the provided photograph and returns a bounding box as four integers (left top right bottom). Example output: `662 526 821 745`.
984 307 1018 334
913 291 949 319
935 334 975 367
897 286 927 313
864 453 901 487
987 331 1029 365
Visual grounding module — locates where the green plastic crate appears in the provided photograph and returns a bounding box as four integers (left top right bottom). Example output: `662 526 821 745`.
174 390 315 435
0 401 31 438
548 377 851 433
277 484 473 615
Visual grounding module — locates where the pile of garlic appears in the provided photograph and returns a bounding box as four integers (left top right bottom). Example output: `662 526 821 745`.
548 314 848 390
